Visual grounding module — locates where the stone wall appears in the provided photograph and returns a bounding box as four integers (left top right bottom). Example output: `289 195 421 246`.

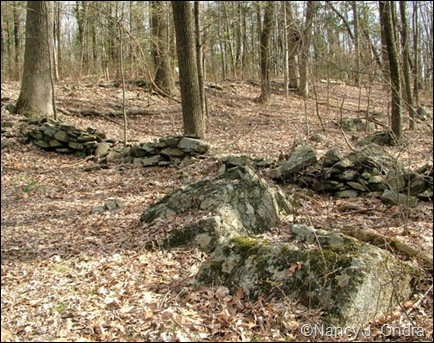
22 118 210 167
270 144 433 206
22 117 108 156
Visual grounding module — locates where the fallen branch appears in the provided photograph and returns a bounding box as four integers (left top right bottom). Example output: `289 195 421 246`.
339 226 433 268
58 107 161 118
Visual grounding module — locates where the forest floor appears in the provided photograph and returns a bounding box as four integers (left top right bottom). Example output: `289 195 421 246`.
1 79 433 342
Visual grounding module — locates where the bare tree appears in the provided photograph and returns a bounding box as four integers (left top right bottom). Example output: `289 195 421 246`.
399 1 416 129
16 1 54 118
299 1 315 98
258 1 274 103
172 1 205 138
379 1 402 140
151 1 176 96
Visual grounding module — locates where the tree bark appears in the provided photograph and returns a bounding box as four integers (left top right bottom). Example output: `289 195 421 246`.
351 1 361 86
16 1 54 118
379 1 402 140
286 2 300 89
194 1 206 117
172 1 205 138
299 1 315 98
151 1 177 96
399 1 416 129
258 1 274 104
13 1 21 81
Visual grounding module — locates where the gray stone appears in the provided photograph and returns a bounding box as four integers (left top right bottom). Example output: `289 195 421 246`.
158 161 172 166
380 189 418 207
346 181 367 191
196 226 414 327
313 180 344 192
358 131 399 146
310 133 324 142
142 155 161 167
406 173 429 196
159 136 182 148
335 189 359 198
55 148 75 154
140 143 157 155
331 157 354 170
179 155 196 168
160 147 185 158
95 143 111 157
178 137 210 154
130 145 146 157
335 170 358 181
68 141 84 150
133 157 144 165
272 145 317 179
77 134 98 142
339 117 373 132
6 103 16 114
106 150 125 161
141 165 293 252
34 140 50 148
43 124 57 137
322 149 342 167
105 197 124 211
54 130 70 143
28 131 43 140
416 106 431 119
49 139 64 148
385 169 406 192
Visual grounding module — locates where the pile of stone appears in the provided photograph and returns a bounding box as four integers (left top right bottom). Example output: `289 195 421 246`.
270 144 433 206
97 135 210 167
22 118 211 167
23 117 109 157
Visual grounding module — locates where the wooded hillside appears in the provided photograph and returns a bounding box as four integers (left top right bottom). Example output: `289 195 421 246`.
1 1 433 342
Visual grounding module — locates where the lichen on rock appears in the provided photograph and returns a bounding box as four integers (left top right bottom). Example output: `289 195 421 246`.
140 165 294 252
196 224 416 327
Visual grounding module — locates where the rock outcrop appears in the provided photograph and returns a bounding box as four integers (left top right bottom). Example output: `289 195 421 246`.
140 165 294 252
196 224 416 327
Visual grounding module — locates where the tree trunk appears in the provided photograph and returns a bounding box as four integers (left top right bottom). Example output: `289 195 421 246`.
16 1 54 118
412 1 420 106
283 2 289 96
258 1 274 104
286 2 300 89
399 1 416 129
172 1 205 138
13 1 21 81
351 1 361 86
379 1 402 140
194 1 206 117
299 1 315 98
151 1 176 96
54 1 62 79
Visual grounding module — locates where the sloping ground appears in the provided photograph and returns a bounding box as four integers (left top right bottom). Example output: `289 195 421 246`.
1 80 433 342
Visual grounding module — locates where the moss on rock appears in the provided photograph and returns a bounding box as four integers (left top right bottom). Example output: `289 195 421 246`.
196 225 416 327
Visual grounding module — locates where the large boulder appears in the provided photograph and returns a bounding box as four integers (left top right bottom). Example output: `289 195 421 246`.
196 224 416 327
271 145 317 180
140 165 294 252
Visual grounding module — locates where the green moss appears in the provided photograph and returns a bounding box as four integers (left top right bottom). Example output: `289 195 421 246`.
224 236 259 259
